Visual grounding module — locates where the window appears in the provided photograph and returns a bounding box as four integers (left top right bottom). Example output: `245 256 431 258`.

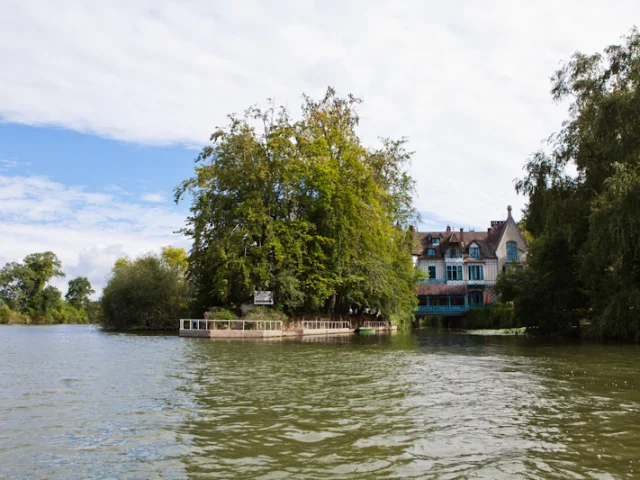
468 265 484 280
450 247 457 256
446 265 463 281
468 291 483 306
428 266 436 279
469 246 480 260
506 241 519 262
433 238 440 246
427 248 435 256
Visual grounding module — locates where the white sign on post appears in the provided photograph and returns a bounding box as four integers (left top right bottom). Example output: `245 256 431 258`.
254 291 274 305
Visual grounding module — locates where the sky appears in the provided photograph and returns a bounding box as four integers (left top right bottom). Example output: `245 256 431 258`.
1 0 639 295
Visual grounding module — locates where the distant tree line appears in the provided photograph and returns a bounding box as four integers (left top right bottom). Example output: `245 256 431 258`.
496 28 640 341
0 252 97 324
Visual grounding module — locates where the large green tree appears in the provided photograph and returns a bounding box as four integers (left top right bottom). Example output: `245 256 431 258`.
65 277 95 309
0 251 65 315
512 28 640 339
176 88 418 323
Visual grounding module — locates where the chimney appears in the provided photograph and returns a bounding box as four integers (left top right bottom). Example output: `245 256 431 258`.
446 225 451 232
409 225 415 233
460 228 463 232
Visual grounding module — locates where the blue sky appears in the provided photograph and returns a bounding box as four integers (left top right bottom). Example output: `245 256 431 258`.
2 0 639 294
0 124 195 197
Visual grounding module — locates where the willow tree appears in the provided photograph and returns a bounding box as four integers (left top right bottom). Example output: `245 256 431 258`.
176 88 418 322
512 28 640 339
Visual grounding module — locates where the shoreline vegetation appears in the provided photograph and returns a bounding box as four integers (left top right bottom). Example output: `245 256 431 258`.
3 30 640 342
0 252 98 325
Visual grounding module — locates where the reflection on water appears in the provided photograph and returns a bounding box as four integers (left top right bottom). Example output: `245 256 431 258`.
1 326 639 479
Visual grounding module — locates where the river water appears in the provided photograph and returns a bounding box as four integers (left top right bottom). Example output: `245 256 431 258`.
1 326 639 479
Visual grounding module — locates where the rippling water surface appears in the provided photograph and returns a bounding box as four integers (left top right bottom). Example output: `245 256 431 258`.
1 325 640 479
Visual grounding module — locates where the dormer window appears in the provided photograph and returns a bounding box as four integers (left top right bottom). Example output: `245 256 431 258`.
427 248 435 256
506 241 519 262
469 246 480 260
432 238 440 246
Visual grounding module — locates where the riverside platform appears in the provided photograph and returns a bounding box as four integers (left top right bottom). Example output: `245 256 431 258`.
179 319 396 338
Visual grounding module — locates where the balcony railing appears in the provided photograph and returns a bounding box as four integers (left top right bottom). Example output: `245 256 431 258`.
179 319 284 331
415 305 467 315
418 279 497 286
444 254 464 261
418 278 447 285
415 303 490 316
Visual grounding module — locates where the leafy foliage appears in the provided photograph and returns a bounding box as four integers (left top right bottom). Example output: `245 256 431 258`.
65 277 95 309
0 251 64 314
100 252 189 330
204 307 238 320
161 246 189 274
461 304 517 330
176 88 418 322
243 306 288 322
0 252 92 324
511 28 640 339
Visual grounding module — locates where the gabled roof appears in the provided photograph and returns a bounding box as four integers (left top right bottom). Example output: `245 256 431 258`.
448 232 461 243
409 207 515 260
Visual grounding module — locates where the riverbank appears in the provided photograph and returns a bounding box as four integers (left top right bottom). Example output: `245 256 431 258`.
463 327 527 336
0 305 90 325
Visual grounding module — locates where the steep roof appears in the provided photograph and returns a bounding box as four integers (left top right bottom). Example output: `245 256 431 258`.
410 211 511 260
412 232 429 255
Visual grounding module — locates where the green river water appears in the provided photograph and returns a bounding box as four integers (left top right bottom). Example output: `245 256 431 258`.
1 325 639 479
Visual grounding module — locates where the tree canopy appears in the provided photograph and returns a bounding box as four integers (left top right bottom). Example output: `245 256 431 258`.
65 277 95 309
100 249 189 330
176 88 418 323
506 28 640 340
0 252 92 324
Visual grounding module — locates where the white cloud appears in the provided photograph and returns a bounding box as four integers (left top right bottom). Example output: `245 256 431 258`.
0 158 31 170
141 192 165 203
1 1 639 229
0 175 188 295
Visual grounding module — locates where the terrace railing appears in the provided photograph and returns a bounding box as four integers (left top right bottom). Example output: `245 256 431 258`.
301 321 351 330
362 320 389 328
179 319 283 331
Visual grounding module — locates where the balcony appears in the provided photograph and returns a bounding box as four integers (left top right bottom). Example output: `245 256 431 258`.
418 278 447 285
417 279 497 286
415 305 467 316
444 254 464 262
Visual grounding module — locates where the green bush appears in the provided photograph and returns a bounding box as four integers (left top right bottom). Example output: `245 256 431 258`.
204 307 238 320
51 302 89 324
420 316 446 328
101 254 189 330
461 304 518 329
244 306 288 322
0 305 27 324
